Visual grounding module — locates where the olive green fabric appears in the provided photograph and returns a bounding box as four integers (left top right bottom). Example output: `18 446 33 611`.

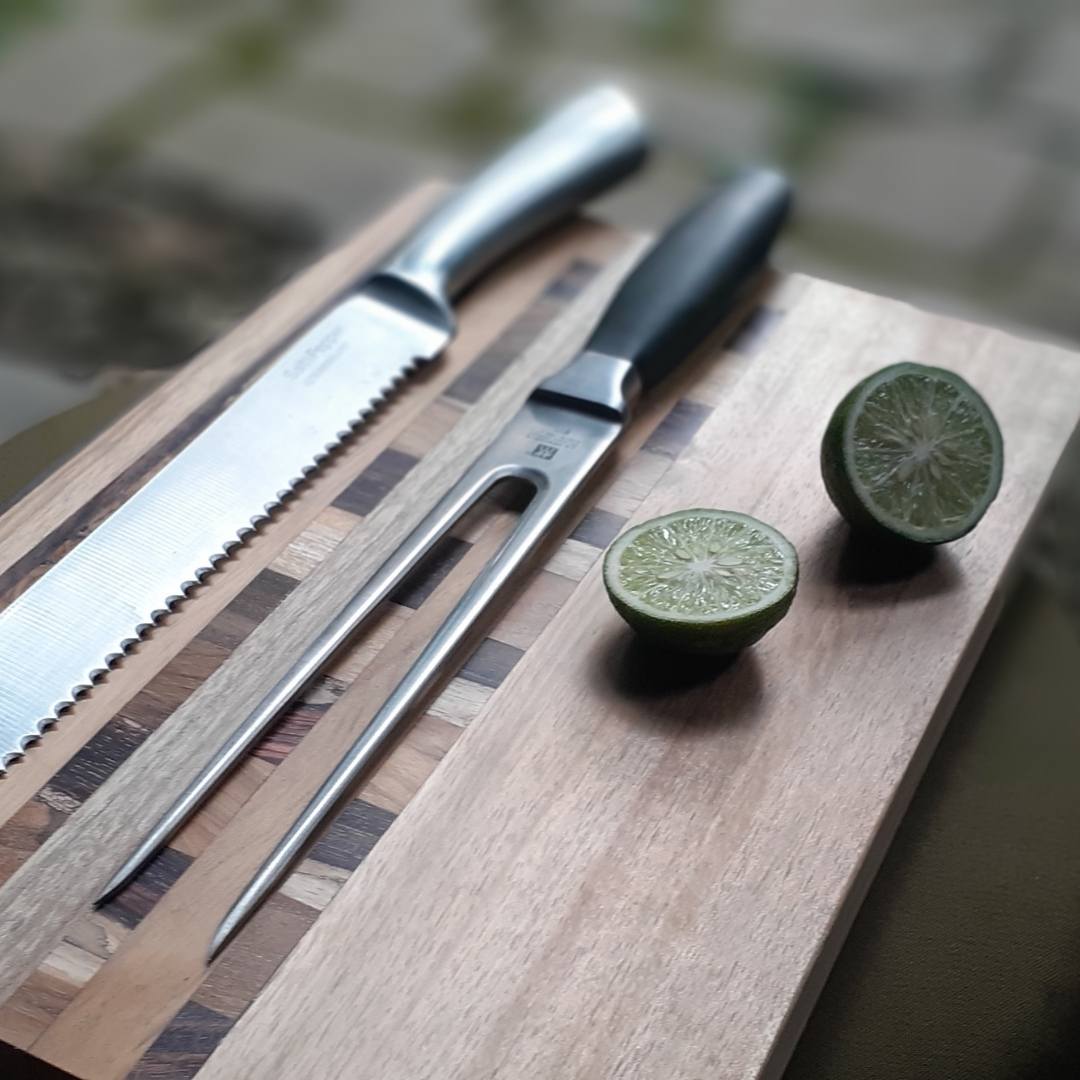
786 574 1080 1079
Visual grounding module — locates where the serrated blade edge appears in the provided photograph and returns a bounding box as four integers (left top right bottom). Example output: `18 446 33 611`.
0 293 447 769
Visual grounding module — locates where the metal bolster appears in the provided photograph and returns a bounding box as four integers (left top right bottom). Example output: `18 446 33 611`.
531 350 641 422
359 269 457 344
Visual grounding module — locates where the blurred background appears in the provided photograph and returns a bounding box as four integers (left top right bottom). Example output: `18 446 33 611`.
1 3 1079 1076
4 1 1080 493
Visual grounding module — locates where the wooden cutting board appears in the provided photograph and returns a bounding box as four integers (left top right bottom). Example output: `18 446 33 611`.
0 186 1078 1080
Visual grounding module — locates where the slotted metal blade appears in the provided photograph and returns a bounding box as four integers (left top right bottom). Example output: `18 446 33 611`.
0 293 448 769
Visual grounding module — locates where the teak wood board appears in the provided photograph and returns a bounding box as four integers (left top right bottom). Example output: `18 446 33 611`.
0 188 1078 1080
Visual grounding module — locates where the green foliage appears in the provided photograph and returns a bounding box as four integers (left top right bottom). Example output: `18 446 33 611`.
0 0 59 51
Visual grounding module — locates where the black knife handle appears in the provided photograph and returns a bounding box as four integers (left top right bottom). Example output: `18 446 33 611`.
377 87 647 314
584 168 792 391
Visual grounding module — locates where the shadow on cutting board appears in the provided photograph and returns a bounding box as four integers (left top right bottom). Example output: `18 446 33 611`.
596 628 765 732
809 518 964 602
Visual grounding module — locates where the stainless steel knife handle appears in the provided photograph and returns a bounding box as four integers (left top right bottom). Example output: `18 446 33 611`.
377 86 647 310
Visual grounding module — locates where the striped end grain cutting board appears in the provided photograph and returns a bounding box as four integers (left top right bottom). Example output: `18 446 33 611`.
0 185 1079 1080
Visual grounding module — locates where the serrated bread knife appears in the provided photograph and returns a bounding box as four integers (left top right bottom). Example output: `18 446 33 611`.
0 86 648 769
100 169 793 956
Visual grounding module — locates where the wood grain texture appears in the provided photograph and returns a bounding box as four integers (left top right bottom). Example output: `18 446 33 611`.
0 200 799 1077
194 280 1080 1080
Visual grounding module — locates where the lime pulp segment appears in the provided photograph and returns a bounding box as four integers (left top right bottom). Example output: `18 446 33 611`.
840 364 1003 542
609 511 792 619
603 509 798 654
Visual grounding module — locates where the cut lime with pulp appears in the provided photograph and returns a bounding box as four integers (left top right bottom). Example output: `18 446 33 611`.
603 509 798 655
821 362 1004 545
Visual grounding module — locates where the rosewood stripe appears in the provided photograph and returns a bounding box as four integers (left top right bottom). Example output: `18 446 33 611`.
249 700 327 767
197 569 299 651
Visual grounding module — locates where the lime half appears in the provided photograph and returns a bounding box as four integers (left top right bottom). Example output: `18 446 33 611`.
821 362 1004 545
603 509 798 655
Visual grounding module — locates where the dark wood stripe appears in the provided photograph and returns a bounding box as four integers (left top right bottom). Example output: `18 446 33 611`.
44 715 154 807
100 847 193 931
545 260 596 300
459 638 525 690
729 304 783 356
641 399 714 459
389 534 471 610
128 999 235 1080
249 700 327 766
119 637 232 733
445 258 597 405
569 507 627 549
306 797 395 873
0 798 68 888
331 447 419 517
248 673 346 767
200 568 299 649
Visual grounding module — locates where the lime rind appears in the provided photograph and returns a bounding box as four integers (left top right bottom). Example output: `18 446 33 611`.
603 509 798 654
822 363 1004 545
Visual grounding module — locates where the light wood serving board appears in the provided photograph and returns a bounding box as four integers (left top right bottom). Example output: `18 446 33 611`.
0 187 1078 1080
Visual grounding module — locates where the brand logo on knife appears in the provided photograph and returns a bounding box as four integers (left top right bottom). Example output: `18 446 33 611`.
282 320 349 386
526 428 581 459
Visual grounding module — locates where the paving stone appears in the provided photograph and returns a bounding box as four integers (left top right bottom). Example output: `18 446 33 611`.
802 119 1034 256
1008 180 1080 341
1014 18 1080 123
527 59 773 158
148 101 456 237
617 71 776 167
0 350 99 445
592 152 705 231
0 23 195 141
522 60 778 226
723 0 1004 88
296 0 490 104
